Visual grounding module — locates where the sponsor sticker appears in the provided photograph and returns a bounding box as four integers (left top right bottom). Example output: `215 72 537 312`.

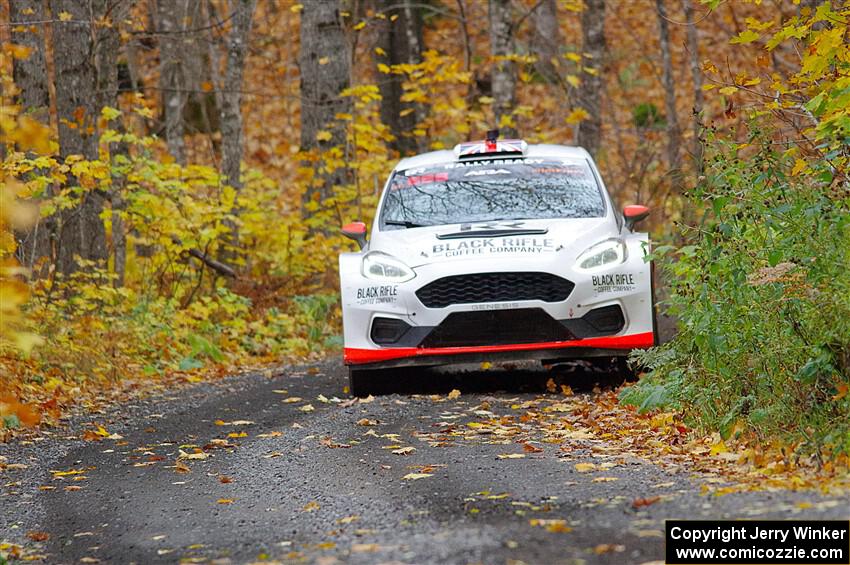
355 285 399 305
432 237 555 258
591 272 636 294
470 302 521 311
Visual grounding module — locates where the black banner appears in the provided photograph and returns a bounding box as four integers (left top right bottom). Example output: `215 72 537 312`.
666 520 849 564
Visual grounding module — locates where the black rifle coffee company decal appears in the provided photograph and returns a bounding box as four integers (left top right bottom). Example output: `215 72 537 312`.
432 237 555 258
592 273 636 293
355 285 399 305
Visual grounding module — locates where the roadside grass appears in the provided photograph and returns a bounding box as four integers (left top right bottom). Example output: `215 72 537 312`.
621 127 850 463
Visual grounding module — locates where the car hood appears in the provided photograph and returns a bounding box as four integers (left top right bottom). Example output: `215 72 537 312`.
369 217 617 268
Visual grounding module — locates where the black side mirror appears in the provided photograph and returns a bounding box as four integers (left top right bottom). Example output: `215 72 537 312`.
341 221 367 249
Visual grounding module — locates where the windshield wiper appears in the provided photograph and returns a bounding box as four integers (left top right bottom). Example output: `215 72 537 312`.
385 220 428 228
436 227 548 240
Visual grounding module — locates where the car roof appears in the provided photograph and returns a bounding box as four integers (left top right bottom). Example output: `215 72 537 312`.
394 144 593 172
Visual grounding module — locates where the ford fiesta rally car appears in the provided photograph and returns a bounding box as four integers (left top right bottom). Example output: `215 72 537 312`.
339 133 656 395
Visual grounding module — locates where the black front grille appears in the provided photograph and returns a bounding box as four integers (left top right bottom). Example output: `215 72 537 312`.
420 308 574 348
416 272 574 308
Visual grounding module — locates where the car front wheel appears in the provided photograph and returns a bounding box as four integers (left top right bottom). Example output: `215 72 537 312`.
348 367 376 397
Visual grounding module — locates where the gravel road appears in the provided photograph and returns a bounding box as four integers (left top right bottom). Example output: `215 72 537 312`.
1 359 847 564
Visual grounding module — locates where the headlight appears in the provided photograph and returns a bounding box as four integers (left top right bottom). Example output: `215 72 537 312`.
362 252 415 282
575 239 627 271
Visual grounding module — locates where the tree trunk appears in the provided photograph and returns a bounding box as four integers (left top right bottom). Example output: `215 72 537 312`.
220 0 256 192
374 0 423 155
94 0 132 287
488 0 517 137
10 0 51 122
576 0 605 157
299 0 352 214
530 0 561 86
156 0 192 165
656 0 681 172
682 0 704 173
50 0 109 275
10 0 54 273
218 0 256 260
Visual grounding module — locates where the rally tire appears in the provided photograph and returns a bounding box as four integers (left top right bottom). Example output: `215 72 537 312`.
348 368 375 397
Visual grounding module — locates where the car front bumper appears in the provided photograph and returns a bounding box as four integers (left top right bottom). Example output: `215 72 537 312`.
339 242 654 369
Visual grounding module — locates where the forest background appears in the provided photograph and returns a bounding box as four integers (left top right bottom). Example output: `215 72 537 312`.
1 0 848 464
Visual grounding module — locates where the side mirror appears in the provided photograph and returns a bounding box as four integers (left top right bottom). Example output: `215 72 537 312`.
623 205 650 231
341 221 367 249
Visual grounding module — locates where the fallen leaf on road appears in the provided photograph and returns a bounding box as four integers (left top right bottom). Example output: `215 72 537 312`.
151 534 166 541
64 485 82 491
299 404 315 412
392 447 416 455
357 418 378 426
337 515 359 524
402 473 433 480
530 518 572 533
497 453 525 459
282 397 302 403
257 431 282 438
227 431 247 438
218 475 233 483
303 501 320 511
632 496 661 509
204 438 234 449
272 390 288 394
522 443 543 453
216 498 234 504
448 389 461 399
263 451 283 458
179 450 209 461
26 531 49 542
592 477 619 482
575 463 597 473
320 437 351 449
594 544 625 554
351 543 380 553
50 468 87 477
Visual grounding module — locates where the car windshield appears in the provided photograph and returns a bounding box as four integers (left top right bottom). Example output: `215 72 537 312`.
379 158 605 229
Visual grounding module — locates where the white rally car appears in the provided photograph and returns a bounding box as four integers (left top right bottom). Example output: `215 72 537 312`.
339 133 656 395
